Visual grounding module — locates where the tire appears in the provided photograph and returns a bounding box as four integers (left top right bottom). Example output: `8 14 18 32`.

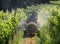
23 31 27 38
37 31 40 38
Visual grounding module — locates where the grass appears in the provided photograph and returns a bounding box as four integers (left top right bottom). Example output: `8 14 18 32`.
9 29 24 44
36 36 41 44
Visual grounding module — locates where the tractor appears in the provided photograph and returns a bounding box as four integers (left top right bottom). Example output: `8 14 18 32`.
23 10 40 37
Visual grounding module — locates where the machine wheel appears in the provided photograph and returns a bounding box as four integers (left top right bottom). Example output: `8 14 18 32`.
23 31 27 38
37 31 40 38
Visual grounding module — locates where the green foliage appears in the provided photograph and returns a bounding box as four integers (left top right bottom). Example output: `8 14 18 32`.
40 23 52 44
50 1 60 5
0 9 27 43
49 8 60 44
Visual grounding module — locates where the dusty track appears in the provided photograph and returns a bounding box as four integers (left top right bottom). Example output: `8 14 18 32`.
24 36 36 44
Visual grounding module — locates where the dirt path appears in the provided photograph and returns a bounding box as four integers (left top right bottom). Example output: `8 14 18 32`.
24 36 36 44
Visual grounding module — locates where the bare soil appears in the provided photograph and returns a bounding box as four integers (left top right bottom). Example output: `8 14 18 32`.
24 36 36 44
